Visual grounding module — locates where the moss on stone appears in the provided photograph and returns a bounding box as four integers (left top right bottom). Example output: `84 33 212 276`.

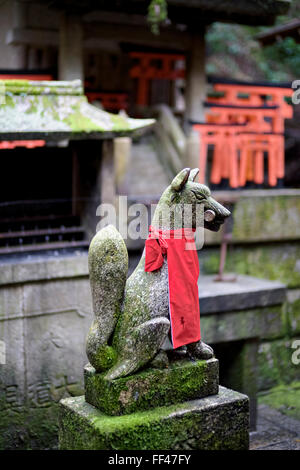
0 79 154 135
25 98 38 114
0 79 83 96
286 297 300 336
63 106 105 132
25 405 60 450
59 387 249 450
0 403 59 450
0 378 83 450
4 95 14 108
232 195 300 242
0 406 28 450
258 382 300 420
88 345 118 372
110 113 130 131
86 226 128 372
84 358 219 415
257 337 300 391
202 242 300 288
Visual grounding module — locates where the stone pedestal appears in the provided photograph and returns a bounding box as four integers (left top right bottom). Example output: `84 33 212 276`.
59 358 249 450
59 386 249 450
84 358 219 415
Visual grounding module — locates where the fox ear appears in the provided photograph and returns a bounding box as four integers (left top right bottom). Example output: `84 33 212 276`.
189 168 199 182
171 168 190 192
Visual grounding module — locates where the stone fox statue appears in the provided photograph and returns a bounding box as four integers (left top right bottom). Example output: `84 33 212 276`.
86 168 230 380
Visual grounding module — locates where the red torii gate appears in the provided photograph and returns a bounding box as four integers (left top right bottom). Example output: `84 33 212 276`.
194 82 293 188
129 52 185 106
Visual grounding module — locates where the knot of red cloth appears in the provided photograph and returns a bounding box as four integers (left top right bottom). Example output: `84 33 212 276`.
144 225 195 272
144 225 201 349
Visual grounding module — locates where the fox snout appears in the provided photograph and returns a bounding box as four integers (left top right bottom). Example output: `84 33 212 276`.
204 197 231 232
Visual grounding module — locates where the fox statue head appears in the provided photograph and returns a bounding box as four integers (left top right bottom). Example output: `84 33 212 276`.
151 168 231 232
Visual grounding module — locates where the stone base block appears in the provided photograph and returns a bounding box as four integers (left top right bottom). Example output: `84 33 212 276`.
84 358 219 416
59 386 249 450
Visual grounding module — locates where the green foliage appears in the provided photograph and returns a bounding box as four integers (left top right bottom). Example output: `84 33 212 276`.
147 0 168 35
206 23 264 80
206 14 300 82
258 382 300 420
262 37 300 79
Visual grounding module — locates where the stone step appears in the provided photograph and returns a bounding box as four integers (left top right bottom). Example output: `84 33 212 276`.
0 239 89 254
59 386 249 450
84 357 219 416
127 137 170 198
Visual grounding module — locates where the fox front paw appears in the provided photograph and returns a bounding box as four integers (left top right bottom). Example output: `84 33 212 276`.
187 340 214 360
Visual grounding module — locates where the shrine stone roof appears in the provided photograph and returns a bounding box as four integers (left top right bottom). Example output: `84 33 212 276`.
0 79 154 141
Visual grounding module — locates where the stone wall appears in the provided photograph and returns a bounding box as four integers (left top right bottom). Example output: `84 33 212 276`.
0 252 92 449
201 189 300 392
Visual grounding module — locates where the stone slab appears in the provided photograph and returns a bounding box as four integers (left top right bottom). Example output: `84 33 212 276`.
84 358 219 416
199 274 286 315
205 189 300 245
59 386 249 450
0 252 89 286
202 242 300 289
201 305 285 343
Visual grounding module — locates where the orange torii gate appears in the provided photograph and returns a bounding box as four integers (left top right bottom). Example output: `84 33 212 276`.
0 74 53 80
0 141 45 149
129 52 185 106
200 82 293 187
207 83 293 133
192 122 285 188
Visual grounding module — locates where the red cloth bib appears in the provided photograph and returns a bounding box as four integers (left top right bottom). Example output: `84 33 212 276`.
145 226 201 349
